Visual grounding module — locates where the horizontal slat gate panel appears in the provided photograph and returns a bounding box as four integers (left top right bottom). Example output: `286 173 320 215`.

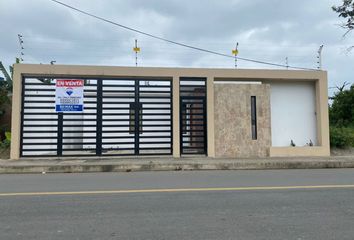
21 78 98 157
21 77 173 157
100 79 136 156
138 79 172 155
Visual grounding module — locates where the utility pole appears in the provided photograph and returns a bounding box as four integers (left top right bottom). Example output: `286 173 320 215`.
17 34 24 62
232 42 239 68
317 45 324 70
133 39 140 67
0 61 13 88
285 57 289 70
0 61 11 82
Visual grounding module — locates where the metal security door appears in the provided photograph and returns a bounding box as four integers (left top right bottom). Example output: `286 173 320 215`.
180 78 207 155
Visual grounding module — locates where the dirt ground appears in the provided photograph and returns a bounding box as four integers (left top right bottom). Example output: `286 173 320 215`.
0 147 10 159
331 147 354 156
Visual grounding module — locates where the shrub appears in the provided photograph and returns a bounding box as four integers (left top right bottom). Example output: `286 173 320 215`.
0 131 10 149
330 126 354 148
5 131 11 141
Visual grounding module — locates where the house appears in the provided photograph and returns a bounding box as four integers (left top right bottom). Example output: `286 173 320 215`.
10 64 329 159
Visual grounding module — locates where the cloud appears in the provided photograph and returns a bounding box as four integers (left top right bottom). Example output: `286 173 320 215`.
0 0 353 92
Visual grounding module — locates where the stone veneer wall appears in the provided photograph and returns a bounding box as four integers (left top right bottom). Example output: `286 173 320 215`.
214 83 271 158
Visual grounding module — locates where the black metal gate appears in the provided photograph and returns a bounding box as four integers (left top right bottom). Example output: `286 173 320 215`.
20 77 172 157
179 78 207 155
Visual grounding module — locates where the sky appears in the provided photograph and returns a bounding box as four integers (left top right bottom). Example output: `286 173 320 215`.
0 0 353 95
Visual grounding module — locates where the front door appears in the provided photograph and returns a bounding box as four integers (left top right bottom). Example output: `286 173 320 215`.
179 78 207 155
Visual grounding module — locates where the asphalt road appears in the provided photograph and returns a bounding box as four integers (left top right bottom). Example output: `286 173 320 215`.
1 169 354 240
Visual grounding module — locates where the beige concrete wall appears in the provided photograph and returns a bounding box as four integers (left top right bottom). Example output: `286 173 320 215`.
269 146 329 157
214 83 271 158
11 64 330 159
10 67 22 160
172 76 180 158
206 76 215 157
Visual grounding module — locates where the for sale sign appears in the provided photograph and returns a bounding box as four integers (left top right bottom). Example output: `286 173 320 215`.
55 79 84 112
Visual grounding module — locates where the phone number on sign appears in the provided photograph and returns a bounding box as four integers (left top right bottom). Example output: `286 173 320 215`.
60 98 80 104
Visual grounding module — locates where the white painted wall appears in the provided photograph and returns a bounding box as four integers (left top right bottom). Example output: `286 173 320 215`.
270 81 317 147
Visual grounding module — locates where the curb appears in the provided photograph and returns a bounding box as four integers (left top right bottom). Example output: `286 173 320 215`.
1 160 354 173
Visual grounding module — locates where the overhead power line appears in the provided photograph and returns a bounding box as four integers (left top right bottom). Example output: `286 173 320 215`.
50 0 318 71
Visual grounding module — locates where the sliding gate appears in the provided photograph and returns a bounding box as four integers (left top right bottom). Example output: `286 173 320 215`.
21 77 172 157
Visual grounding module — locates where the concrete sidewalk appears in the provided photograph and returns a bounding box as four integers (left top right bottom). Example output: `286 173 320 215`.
1 156 354 174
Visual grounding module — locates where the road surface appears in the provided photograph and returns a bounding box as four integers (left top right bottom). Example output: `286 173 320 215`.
1 169 354 239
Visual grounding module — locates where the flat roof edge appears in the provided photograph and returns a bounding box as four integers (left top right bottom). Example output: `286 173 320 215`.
13 63 327 80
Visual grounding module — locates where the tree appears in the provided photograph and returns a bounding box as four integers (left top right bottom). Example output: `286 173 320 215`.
0 61 12 89
0 61 12 116
329 83 354 148
332 0 354 35
0 61 13 143
329 83 354 127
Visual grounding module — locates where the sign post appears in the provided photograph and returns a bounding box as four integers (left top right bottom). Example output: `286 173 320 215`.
55 79 84 112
